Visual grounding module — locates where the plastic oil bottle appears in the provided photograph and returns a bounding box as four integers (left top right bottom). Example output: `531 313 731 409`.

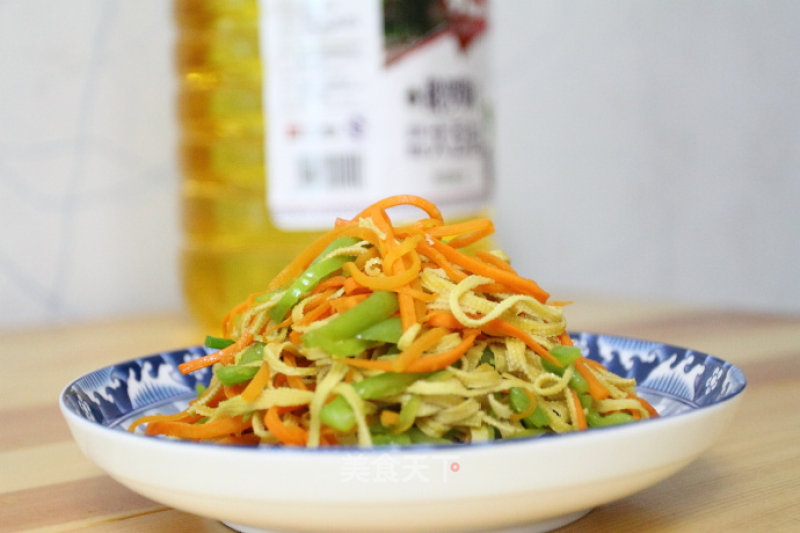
174 0 494 331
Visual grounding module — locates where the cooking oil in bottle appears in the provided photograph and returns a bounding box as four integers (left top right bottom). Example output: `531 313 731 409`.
175 0 494 331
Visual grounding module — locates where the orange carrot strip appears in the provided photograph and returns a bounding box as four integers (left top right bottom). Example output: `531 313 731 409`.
241 362 272 403
224 383 246 398
443 222 495 249
570 389 588 430
425 311 465 329
295 299 333 327
395 286 437 303
382 235 421 276
475 282 512 293
222 291 263 336
350 194 443 224
397 271 417 331
391 327 448 372
381 234 420 331
264 406 308 446
394 218 442 237
329 293 370 314
266 222 359 292
417 241 467 282
483 319 560 366
475 250 516 273
261 315 293 336
406 329 479 372
289 329 303 345
629 393 659 418
409 278 430 321
145 416 250 440
366 206 413 332
559 332 574 346
574 358 611 400
428 238 550 302
343 260 419 291
310 275 348 294
343 276 366 294
340 330 476 373
178 331 254 374
426 218 494 242
128 411 200 433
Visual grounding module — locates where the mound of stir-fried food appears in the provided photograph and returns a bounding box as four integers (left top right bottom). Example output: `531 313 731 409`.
130 195 657 446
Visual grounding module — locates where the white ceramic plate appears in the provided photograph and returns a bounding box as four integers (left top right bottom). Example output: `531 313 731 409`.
60 332 746 532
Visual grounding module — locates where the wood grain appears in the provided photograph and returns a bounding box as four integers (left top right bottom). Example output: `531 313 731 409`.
1 305 798 532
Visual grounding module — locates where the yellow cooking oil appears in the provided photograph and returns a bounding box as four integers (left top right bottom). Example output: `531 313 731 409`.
174 0 494 331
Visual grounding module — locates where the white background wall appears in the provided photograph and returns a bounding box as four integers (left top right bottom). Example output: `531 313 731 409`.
1 1 798 329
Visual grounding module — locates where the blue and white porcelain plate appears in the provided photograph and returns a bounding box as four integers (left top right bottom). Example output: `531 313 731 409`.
60 333 746 533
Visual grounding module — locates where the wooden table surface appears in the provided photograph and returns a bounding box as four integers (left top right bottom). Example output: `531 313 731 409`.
2 298 799 532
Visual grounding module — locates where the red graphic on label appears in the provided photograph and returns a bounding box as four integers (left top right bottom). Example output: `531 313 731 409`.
447 0 487 51
384 0 487 66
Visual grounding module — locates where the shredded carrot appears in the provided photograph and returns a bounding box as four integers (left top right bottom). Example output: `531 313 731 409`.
343 276 366 294
288 329 303 345
350 194 443 224
295 299 333 327
261 315 293 336
222 291 263 337
629 393 659 418
475 282 512 293
483 319 560 367
343 260 419 292
382 235 421 276
475 250 516 273
425 311 559 366
417 241 468 282
426 218 495 249
329 293 369 314
224 383 247 398
391 327 448 372
178 331 254 374
145 415 250 440
266 222 357 292
425 311 465 329
575 358 611 400
264 406 308 446
241 362 272 403
395 285 437 303
406 329 479 372
570 389 588 430
559 331 574 346
128 412 201 433
428 237 550 303
310 275 348 294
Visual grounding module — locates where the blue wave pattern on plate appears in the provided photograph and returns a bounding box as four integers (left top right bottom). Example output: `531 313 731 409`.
572 333 746 409
63 345 211 426
62 334 746 429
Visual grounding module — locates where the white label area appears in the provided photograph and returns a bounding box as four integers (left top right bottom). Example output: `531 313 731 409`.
260 0 491 228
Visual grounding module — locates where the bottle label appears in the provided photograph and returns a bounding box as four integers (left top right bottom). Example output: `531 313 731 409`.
260 0 491 228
